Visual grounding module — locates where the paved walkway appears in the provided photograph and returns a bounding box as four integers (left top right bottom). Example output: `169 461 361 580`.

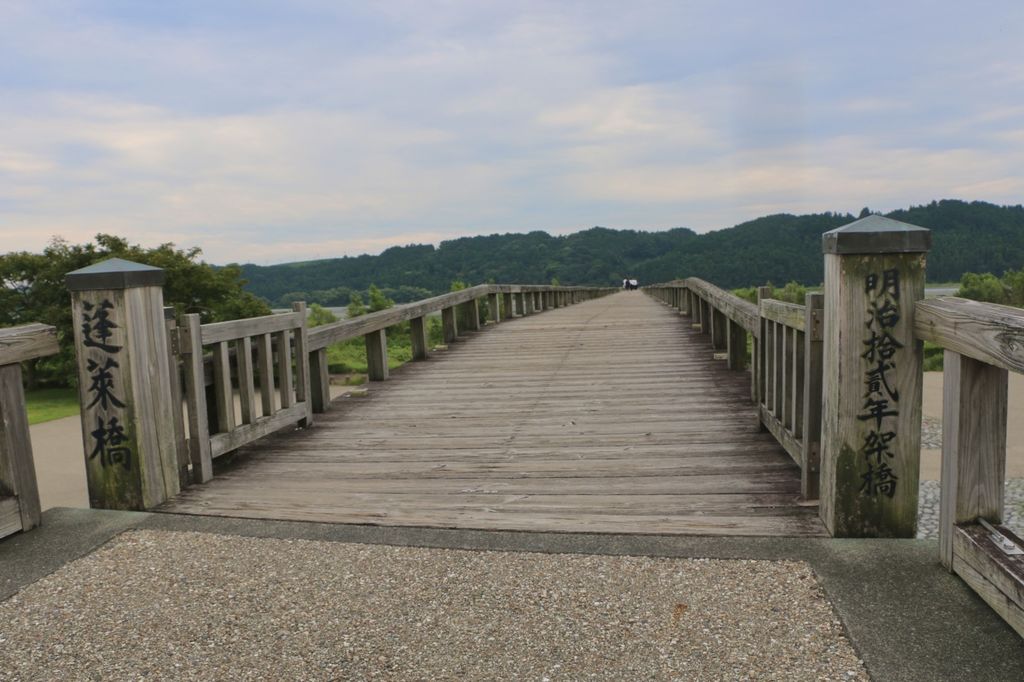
161 291 824 536
3 508 1024 681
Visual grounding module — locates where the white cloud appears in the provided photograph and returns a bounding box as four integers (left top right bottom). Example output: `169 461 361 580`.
0 2 1022 264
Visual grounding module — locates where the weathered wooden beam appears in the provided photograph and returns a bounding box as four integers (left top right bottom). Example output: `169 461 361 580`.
685 278 759 336
711 308 727 351
0 363 41 532
181 314 213 483
0 323 59 366
163 309 190 488
951 524 1024 638
256 333 275 416
488 293 501 323
801 293 824 500
309 348 331 413
365 329 389 382
276 330 294 408
760 299 806 331
462 299 481 331
291 301 313 427
916 297 1024 373
939 351 1008 569
410 316 429 360
727 318 746 370
236 336 256 426
442 306 458 342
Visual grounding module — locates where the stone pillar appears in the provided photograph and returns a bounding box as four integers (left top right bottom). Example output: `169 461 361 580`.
66 258 180 510
819 216 930 537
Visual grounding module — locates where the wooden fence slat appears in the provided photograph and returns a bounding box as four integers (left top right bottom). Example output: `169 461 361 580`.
277 330 294 409
181 314 213 483
212 341 235 434
236 336 256 426
163 309 190 487
292 302 313 427
256 333 275 417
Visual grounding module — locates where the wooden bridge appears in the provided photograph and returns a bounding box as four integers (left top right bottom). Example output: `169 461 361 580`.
162 291 826 536
2 215 1023 641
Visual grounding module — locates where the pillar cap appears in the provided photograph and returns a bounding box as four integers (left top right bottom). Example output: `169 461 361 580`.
65 258 165 291
822 215 931 255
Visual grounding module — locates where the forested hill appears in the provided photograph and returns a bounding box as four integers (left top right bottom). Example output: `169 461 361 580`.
240 200 1024 306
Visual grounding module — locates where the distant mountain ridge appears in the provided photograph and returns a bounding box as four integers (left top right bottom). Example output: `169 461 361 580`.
239 200 1024 306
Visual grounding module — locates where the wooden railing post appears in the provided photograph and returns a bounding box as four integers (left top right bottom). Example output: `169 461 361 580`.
462 299 481 331
726 319 746 370
365 329 388 381
291 302 313 426
514 293 526 316
310 348 331 412
801 293 824 500
180 313 213 483
442 306 458 342
711 308 727 351
410 316 429 359
66 258 180 510
755 286 772 412
488 293 501 323
163 308 190 488
819 216 930 537
0 362 44 533
502 293 514 318
939 351 1008 569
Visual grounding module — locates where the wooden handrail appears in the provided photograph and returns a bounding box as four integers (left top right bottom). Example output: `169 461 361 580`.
0 322 60 539
915 296 1024 373
308 284 611 351
683 278 759 337
914 296 1024 638
0 324 60 366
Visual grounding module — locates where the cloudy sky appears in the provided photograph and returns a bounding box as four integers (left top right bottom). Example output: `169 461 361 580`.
1 1 1022 264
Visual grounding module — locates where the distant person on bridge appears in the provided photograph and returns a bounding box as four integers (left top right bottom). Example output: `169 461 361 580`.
629 278 638 290
622 277 629 289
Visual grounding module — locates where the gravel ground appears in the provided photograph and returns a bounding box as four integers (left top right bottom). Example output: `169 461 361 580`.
0 530 868 681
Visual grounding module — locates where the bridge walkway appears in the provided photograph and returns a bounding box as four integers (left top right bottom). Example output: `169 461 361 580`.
161 291 827 536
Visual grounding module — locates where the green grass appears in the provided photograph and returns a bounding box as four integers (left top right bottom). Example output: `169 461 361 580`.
324 318 445 375
25 387 80 425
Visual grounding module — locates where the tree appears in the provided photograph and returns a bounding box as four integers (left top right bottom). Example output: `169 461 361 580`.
0 234 270 387
367 284 394 312
307 304 339 327
347 293 367 318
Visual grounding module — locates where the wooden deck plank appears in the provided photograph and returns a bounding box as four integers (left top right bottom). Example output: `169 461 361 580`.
161 291 825 537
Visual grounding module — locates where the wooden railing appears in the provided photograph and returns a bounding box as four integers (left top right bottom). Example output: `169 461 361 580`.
915 296 1024 637
179 303 312 483
646 280 823 499
757 290 824 500
175 284 613 481
0 323 59 538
